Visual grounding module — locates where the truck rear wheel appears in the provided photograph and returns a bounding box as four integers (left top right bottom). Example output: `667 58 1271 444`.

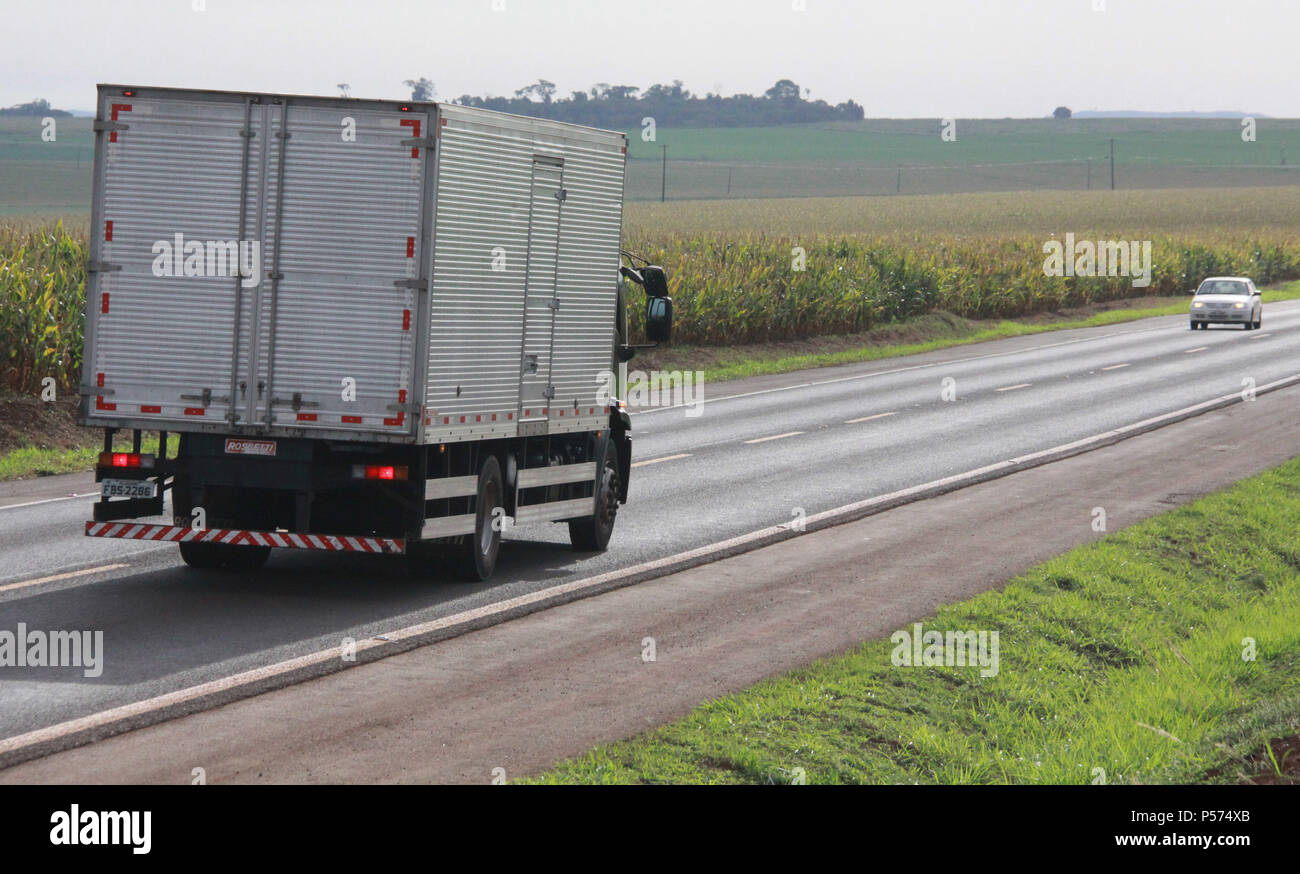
455 455 504 582
569 439 620 552
179 541 271 571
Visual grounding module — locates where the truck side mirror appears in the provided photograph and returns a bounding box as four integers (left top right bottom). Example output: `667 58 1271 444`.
640 265 669 299
645 296 673 343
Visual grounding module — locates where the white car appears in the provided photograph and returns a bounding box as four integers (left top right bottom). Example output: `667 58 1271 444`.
1189 276 1262 330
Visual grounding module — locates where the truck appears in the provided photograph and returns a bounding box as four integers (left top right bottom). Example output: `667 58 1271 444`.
78 84 672 581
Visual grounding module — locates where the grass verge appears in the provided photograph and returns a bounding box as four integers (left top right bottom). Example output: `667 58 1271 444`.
639 282 1300 383
529 456 1300 784
0 434 161 481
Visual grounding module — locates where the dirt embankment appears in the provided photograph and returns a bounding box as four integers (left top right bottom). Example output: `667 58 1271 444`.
0 395 86 455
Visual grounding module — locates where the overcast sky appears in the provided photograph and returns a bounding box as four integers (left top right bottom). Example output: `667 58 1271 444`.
6 0 1298 117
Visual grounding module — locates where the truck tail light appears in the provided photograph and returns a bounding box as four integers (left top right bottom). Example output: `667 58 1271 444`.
98 452 155 469
352 464 409 481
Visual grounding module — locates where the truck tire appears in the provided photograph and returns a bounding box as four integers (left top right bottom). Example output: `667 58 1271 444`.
568 439 620 552
455 455 504 582
179 540 271 571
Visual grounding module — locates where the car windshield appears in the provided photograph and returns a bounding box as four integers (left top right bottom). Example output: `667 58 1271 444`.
1197 280 1249 295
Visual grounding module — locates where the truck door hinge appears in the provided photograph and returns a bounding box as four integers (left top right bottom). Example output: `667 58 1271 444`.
394 278 427 291
542 385 556 400
554 188 567 202
85 260 122 273
547 297 560 311
93 119 129 134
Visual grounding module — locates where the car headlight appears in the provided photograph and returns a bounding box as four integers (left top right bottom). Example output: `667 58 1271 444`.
1234 302 1246 309
1192 302 1204 308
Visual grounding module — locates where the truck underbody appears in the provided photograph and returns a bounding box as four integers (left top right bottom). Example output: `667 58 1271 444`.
87 411 632 580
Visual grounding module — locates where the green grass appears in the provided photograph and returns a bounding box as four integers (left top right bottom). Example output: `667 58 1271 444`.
664 281 1300 384
529 455 1300 784
0 434 160 481
0 117 95 215
624 119 1300 200
627 118 1300 165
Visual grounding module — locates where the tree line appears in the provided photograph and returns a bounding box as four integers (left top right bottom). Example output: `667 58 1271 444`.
398 78 864 127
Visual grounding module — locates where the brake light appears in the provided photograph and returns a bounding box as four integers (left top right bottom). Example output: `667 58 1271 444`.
98 452 155 469
352 464 409 481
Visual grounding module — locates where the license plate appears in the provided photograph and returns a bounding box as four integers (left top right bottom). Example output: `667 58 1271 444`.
101 479 157 499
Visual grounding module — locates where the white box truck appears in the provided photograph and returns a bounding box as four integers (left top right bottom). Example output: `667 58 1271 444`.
78 84 672 580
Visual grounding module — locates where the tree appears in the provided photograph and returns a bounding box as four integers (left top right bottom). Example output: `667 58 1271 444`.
404 78 435 101
0 98 70 117
765 79 801 100
1052 106 1072 119
337 83 351 98
836 99 865 120
515 79 557 103
605 85 640 100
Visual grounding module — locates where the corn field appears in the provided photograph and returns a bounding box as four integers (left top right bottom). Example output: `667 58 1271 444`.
0 222 86 394
624 231 1300 345
4 211 1300 394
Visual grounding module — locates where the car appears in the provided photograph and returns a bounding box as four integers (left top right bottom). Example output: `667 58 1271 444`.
1189 276 1262 330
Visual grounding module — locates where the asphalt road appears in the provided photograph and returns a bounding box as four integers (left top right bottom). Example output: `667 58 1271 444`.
2 300 1299 742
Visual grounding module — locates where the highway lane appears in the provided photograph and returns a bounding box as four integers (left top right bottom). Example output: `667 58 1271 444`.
2 300 1299 740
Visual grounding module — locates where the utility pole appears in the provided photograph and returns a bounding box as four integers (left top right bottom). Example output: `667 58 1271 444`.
726 166 732 196
1108 138 1115 190
660 144 667 203
1086 158 1091 190
896 164 902 194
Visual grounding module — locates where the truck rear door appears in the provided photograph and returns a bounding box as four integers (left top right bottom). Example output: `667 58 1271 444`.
85 90 261 427
255 102 428 434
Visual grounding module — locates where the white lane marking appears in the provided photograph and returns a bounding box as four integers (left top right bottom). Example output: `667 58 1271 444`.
844 412 898 424
744 431 804 444
996 383 1032 392
0 564 129 594
630 323 1183 415
0 491 99 512
629 299 1300 417
8 372 1300 763
631 453 691 468
1101 363 1131 371
1184 346 1209 354
1249 333 1270 339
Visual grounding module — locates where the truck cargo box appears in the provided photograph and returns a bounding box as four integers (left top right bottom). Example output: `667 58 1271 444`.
80 85 627 445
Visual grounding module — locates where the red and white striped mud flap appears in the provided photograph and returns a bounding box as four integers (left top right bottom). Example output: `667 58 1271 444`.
84 522 404 554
